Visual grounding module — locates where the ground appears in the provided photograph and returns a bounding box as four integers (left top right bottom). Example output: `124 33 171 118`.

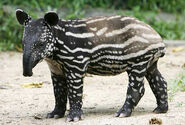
0 47 185 125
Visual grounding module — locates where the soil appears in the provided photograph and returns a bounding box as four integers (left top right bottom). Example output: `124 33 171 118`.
0 47 185 125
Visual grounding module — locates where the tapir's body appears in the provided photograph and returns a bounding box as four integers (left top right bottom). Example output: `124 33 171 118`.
16 9 168 122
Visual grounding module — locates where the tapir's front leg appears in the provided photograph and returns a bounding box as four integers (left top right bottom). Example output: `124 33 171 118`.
47 73 67 119
64 68 84 122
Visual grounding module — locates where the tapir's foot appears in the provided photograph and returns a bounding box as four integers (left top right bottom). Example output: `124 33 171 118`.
46 107 66 119
153 104 168 113
115 106 132 118
66 109 83 122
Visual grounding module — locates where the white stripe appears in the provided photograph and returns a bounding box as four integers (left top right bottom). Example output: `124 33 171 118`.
71 73 76 79
74 79 81 83
107 15 121 20
132 61 148 66
77 93 82 96
90 27 97 31
105 24 151 37
86 17 106 24
75 73 82 78
98 63 127 68
57 54 74 60
63 36 150 54
65 32 95 38
60 50 68 54
77 55 83 59
73 84 83 89
54 25 65 32
73 24 86 27
142 33 161 39
96 27 108 36
132 68 146 74
136 77 144 82
120 17 136 22
64 61 90 72
91 43 165 63
144 54 153 58
58 39 64 44
73 57 89 63
65 24 87 27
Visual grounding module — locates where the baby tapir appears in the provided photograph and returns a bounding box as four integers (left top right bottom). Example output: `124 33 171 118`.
16 9 168 122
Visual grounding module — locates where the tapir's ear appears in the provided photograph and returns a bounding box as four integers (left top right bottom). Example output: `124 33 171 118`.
44 11 59 26
16 9 30 25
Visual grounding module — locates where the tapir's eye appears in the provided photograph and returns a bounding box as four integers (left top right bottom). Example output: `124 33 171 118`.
38 42 45 47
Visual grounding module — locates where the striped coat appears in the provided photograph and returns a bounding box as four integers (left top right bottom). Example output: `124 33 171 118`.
16 10 168 122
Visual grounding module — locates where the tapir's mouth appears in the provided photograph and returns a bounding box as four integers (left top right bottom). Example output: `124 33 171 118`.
23 53 41 77
23 56 43 77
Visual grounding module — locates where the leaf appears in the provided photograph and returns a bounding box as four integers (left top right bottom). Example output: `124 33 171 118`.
15 45 23 52
172 47 185 52
21 82 43 88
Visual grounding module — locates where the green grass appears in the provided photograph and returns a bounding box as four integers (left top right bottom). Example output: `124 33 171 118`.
0 0 185 51
168 70 185 101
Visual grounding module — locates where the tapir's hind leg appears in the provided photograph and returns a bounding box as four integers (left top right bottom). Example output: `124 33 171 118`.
115 62 147 117
145 61 168 113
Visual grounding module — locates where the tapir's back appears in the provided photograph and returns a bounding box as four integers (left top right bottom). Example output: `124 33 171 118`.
63 16 164 55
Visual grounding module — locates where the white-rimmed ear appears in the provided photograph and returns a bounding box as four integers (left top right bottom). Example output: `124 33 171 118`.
16 9 31 25
44 11 59 26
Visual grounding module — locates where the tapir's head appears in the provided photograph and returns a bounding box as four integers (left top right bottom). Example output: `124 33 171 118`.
16 9 59 77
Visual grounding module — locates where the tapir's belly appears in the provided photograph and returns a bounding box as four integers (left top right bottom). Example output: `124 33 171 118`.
87 51 129 76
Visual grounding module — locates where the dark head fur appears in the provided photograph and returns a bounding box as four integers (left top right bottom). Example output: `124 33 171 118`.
16 9 59 76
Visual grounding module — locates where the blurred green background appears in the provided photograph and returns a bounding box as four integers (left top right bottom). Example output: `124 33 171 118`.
0 0 185 51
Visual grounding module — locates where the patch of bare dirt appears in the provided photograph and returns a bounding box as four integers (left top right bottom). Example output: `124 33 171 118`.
0 47 185 125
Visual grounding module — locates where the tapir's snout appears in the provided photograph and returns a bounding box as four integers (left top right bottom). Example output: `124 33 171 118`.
23 52 33 77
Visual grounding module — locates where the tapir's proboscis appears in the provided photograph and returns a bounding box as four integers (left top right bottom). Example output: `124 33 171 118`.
16 9 168 122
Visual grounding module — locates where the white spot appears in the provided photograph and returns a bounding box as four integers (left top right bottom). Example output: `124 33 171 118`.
77 93 82 96
131 76 134 81
130 82 134 86
139 86 144 94
159 88 163 91
156 76 159 81
132 87 137 92
88 41 92 45
136 77 144 82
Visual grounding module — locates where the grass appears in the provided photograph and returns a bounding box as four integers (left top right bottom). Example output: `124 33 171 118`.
0 0 185 51
168 70 185 101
